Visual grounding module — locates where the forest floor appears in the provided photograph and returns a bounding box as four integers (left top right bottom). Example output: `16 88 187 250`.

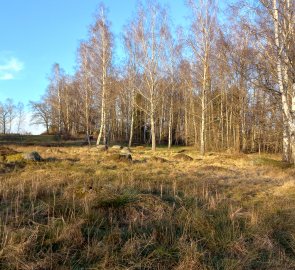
1 145 295 269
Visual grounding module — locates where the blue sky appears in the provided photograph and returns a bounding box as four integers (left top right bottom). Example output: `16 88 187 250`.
0 0 189 107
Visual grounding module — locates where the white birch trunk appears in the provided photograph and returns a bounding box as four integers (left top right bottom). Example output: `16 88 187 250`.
273 0 295 163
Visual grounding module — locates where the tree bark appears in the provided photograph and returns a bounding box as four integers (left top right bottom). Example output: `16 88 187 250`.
273 0 295 163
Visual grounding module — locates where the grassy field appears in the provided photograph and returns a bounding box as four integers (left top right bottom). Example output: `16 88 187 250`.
1 144 295 269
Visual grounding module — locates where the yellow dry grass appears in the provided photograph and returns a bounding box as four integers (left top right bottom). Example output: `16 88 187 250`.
0 145 295 269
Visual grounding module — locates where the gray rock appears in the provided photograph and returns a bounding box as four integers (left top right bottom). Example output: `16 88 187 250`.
119 153 132 161
108 153 132 162
23 152 42 161
120 147 131 155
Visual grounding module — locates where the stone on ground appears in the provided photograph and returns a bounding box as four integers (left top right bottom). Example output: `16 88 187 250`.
120 147 131 155
23 151 43 161
108 153 132 162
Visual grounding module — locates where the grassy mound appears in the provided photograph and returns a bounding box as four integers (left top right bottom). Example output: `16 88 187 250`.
0 146 19 156
174 153 193 161
150 156 168 163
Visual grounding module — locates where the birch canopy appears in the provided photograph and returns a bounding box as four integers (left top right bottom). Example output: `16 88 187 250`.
30 0 295 163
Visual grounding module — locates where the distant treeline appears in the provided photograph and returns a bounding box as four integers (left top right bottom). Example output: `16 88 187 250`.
0 99 25 135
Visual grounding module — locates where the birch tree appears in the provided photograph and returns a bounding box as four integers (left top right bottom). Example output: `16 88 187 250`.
164 29 182 149
188 0 218 155
123 21 140 147
16 102 25 134
30 0 290 155
271 0 295 163
90 5 113 146
253 0 295 162
132 1 168 151
78 42 94 144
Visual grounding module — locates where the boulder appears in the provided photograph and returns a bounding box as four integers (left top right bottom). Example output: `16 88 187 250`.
108 153 132 162
120 147 131 155
119 154 132 162
23 151 43 162
174 153 193 161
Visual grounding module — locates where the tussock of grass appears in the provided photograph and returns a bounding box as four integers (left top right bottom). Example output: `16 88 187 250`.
149 156 168 163
0 146 19 156
174 153 193 161
95 193 138 208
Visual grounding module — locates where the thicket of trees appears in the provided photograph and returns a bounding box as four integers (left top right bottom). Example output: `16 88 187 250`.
31 0 294 161
0 99 25 134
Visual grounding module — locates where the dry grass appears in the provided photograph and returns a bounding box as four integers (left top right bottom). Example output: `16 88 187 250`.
1 145 295 269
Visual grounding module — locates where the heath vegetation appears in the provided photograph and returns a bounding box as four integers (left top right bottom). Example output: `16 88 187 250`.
0 144 295 269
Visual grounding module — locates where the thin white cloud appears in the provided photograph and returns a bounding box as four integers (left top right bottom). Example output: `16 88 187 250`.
0 73 14 80
0 56 24 80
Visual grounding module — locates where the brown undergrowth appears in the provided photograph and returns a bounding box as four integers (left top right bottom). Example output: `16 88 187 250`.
0 145 295 269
